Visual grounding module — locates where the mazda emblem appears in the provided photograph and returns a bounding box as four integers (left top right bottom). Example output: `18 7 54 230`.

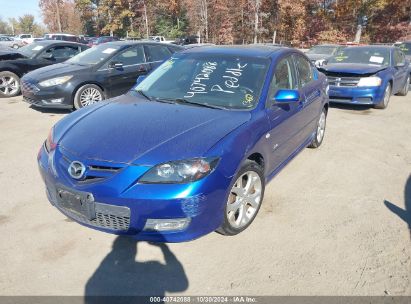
68 161 86 180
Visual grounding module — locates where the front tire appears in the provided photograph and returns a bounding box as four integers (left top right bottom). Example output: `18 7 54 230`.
0 71 21 98
73 84 104 109
375 83 391 109
308 107 327 148
397 75 410 96
217 160 265 236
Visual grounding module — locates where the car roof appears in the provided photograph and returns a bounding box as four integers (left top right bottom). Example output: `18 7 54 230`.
344 45 395 51
102 40 183 49
31 40 85 47
180 45 288 58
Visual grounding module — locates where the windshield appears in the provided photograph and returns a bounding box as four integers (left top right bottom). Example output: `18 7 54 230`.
328 47 390 65
66 44 121 65
398 43 411 55
135 54 270 110
308 45 338 55
17 43 46 58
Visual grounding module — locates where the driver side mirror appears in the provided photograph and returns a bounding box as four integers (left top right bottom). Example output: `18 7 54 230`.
109 61 123 69
42 52 54 60
273 89 300 104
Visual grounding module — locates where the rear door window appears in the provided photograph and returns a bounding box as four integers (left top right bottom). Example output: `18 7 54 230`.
110 45 145 66
46 45 82 60
145 45 172 62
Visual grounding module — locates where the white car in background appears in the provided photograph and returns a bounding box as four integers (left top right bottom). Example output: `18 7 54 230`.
0 36 25 49
15 34 35 45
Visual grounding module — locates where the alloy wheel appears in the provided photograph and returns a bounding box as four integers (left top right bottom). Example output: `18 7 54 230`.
404 77 410 93
226 171 262 229
383 85 391 107
0 76 19 96
79 87 103 107
316 111 326 143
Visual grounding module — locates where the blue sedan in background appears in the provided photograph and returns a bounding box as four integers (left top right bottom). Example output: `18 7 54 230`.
37 46 329 242
318 46 410 109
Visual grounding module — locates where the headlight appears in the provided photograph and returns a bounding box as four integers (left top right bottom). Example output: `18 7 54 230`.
357 76 382 87
139 157 219 184
39 75 73 87
315 59 326 67
44 127 56 153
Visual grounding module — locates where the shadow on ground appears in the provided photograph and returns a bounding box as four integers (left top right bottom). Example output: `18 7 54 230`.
384 175 411 239
29 104 72 115
84 236 188 302
330 103 374 114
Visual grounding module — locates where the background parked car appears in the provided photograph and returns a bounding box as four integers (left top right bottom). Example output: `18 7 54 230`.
0 40 88 98
306 44 346 67
15 34 35 45
0 36 25 49
88 36 120 47
396 41 411 62
319 45 410 109
44 33 80 43
22 41 183 109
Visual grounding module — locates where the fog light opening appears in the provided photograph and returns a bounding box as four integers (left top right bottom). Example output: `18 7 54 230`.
144 218 191 232
49 98 64 104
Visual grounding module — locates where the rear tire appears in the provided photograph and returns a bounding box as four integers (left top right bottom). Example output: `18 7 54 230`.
375 83 391 109
308 107 327 148
397 76 410 96
0 71 21 98
73 84 104 110
217 160 265 236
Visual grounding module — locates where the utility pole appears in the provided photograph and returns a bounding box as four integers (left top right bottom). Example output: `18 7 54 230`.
56 0 62 32
354 15 367 43
254 0 261 44
143 1 149 39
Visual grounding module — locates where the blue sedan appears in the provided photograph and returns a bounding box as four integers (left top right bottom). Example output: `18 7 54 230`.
37 46 329 242
318 46 410 109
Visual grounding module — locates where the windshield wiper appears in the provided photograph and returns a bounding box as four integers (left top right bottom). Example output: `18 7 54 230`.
160 98 226 110
135 89 152 101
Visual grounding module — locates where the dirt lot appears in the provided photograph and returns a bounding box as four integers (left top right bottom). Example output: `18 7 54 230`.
0 94 410 296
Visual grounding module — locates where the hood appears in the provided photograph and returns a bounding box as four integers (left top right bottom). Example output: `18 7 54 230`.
24 63 88 82
319 63 387 76
57 94 251 165
0 50 27 61
306 53 333 61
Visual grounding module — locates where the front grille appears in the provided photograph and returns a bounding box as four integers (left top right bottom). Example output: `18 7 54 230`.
327 76 360 87
58 201 131 231
21 80 39 93
60 154 123 183
23 96 42 105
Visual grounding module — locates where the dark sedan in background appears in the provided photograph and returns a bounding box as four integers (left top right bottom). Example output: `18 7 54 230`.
22 41 183 109
319 46 410 109
0 41 88 98
306 44 345 67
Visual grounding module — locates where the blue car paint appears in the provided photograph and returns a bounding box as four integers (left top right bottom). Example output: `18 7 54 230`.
319 46 411 106
38 46 329 242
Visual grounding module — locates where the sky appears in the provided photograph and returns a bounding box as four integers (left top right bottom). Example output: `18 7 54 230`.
0 0 43 24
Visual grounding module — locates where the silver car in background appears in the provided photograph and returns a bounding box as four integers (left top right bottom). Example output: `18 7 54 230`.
0 36 25 49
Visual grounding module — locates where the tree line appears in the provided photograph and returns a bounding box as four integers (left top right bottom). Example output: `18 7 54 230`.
1 0 411 45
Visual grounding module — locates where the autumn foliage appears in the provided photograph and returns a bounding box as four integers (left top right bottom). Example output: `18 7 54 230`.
36 0 411 44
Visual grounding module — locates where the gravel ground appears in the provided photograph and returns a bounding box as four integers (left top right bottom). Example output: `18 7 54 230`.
0 94 410 296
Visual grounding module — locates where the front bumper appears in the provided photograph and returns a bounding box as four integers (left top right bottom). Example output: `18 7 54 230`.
22 79 74 109
328 85 384 105
38 145 230 242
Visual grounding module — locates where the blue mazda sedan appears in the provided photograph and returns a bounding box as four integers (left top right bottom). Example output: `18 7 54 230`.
319 46 410 109
38 46 329 242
